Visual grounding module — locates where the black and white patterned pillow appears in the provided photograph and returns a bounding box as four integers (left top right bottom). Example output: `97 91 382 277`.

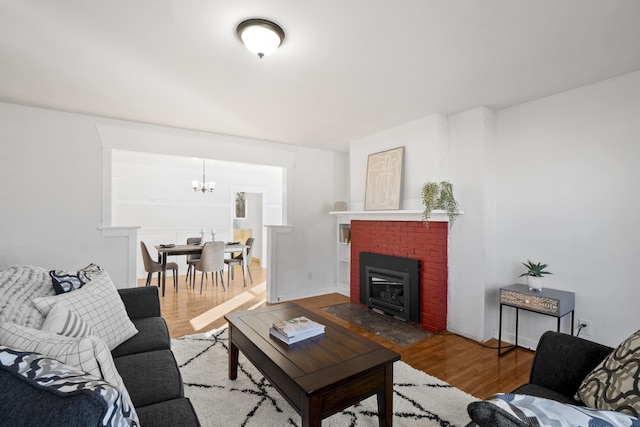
578 329 640 417
49 263 104 294
468 393 640 427
0 346 138 426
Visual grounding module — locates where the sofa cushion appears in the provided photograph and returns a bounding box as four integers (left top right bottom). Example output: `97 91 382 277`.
112 317 170 358
40 303 95 338
578 329 640 417
136 398 201 427
33 272 138 350
0 346 138 426
468 393 640 427
114 349 184 408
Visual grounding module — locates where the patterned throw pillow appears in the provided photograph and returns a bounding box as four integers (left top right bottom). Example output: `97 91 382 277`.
49 263 104 294
0 346 138 426
40 303 95 338
33 272 138 350
467 393 640 427
0 323 138 425
578 329 640 417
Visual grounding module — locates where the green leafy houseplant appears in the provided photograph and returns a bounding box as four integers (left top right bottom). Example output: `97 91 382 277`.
519 260 552 291
519 260 552 278
421 181 460 226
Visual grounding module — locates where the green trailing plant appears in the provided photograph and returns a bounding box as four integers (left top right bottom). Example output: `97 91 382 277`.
519 260 552 277
421 181 460 226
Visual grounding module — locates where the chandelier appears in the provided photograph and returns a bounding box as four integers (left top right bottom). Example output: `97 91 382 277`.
192 160 215 193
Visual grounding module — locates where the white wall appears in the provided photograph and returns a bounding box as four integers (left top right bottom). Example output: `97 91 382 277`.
495 70 640 348
0 103 130 286
350 114 449 211
447 107 497 342
347 70 640 348
270 148 349 301
0 102 348 298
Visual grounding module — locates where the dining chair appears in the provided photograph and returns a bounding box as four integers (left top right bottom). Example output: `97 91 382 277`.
224 237 254 286
140 241 178 290
185 237 203 285
193 241 225 293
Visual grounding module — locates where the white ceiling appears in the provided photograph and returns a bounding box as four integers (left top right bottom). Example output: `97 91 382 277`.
1 0 640 152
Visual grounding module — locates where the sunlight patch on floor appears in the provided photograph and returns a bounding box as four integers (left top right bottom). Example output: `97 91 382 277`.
249 281 266 295
189 292 255 331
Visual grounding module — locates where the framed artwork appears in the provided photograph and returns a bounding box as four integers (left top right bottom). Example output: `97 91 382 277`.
235 192 247 218
364 146 404 210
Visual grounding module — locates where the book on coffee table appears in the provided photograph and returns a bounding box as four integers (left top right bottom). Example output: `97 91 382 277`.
272 316 325 337
269 326 324 344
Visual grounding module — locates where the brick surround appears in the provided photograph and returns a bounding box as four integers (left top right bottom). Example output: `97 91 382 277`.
349 220 448 333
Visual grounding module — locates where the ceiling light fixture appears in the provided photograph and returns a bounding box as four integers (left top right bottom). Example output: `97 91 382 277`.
236 18 285 59
192 160 215 193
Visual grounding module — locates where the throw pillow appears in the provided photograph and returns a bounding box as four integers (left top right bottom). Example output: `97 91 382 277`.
578 329 640 417
0 321 119 387
0 346 139 426
467 393 640 427
49 263 104 294
33 272 138 350
0 322 138 425
40 303 95 338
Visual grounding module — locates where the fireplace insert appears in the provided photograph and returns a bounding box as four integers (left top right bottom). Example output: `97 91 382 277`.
359 252 420 323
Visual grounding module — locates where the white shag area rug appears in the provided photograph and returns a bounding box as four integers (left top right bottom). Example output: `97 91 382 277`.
171 327 478 427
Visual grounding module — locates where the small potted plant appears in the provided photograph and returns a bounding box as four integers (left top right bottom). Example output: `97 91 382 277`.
519 260 552 291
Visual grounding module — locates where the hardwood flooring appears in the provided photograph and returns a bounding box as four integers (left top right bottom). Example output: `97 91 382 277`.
142 264 534 400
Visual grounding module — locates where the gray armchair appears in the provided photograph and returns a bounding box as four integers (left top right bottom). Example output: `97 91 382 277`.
467 331 614 426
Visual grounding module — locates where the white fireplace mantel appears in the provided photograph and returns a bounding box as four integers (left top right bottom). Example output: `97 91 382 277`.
329 209 460 222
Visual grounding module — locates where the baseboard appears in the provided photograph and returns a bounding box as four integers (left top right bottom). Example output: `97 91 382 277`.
272 286 340 303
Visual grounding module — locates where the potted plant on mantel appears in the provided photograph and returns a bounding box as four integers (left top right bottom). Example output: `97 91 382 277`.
519 260 552 291
421 181 460 227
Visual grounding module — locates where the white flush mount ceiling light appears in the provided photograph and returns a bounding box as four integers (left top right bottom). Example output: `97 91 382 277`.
236 19 285 59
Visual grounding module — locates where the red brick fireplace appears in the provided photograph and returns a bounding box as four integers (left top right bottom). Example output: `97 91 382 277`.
349 220 448 333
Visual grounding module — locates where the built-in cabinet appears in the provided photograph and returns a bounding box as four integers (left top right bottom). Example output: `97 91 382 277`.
337 223 351 291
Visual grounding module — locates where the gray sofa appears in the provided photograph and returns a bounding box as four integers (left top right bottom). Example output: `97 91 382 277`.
0 284 200 426
113 286 200 426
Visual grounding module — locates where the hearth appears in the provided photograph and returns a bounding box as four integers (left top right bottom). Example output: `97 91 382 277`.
360 252 420 323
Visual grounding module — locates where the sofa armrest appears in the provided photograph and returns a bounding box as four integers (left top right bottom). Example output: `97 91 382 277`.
118 286 161 319
528 331 613 398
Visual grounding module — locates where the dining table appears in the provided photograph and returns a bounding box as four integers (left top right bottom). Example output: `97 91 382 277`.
155 242 248 296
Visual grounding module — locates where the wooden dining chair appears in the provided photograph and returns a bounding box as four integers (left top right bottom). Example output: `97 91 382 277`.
140 241 178 290
193 241 225 293
224 237 254 286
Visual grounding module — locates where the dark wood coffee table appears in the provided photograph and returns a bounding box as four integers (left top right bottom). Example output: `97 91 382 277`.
224 303 401 427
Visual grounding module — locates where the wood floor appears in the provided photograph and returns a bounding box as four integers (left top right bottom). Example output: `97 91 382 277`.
142 263 534 400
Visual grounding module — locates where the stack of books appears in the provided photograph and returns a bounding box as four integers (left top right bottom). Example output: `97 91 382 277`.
269 316 325 344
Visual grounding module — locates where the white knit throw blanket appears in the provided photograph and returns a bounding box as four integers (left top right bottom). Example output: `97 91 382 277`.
0 265 55 329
